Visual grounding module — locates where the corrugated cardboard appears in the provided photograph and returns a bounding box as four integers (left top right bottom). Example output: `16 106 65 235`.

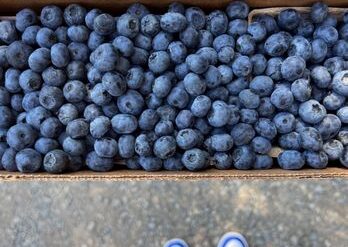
0 0 347 179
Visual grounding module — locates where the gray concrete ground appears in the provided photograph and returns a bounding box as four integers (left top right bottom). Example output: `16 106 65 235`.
0 179 347 247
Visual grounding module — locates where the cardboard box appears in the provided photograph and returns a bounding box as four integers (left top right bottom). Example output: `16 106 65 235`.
0 0 347 180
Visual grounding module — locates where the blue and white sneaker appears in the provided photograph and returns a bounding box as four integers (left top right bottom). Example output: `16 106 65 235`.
164 238 189 247
217 232 249 247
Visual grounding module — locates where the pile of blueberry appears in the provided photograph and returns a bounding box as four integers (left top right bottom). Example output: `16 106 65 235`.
0 1 348 173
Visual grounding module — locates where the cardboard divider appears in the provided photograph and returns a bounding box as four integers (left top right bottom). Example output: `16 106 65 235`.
0 1 347 179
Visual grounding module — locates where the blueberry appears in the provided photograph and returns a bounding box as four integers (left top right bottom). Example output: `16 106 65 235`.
111 36 134 58
139 156 163 171
154 120 174 137
39 86 64 111
90 43 118 72
86 151 114 172
16 8 37 32
251 136 272 154
102 102 118 118
93 138 118 158
35 137 60 155
168 41 187 64
40 5 63 29
0 20 17 44
16 148 42 173
118 135 135 159
226 1 249 20
160 12 187 33
92 13 115 36
332 40 348 60
278 9 300 31
148 51 170 75
175 63 189 80
310 66 331 89
134 33 152 51
127 3 149 19
332 70 348 96
315 114 341 142
0 86 10 106
299 100 326 124
291 79 311 102
134 133 152 156
324 57 345 75
249 75 274 97
281 56 306 81
130 47 149 66
26 106 51 130
185 7 206 30
226 77 248 95
206 10 228 36
257 97 276 118
245 55 264 78
175 109 194 129
212 34 235 51
124 156 141 170
232 55 252 77
311 2 328 24
273 112 296 134
55 26 68 44
182 148 209 171
304 151 328 169
279 132 301 150
254 154 273 169
19 69 42 92
67 25 89 43
314 25 338 47
88 31 105 51
255 118 277 140
6 41 33 69
323 92 345 111
68 42 89 62
231 123 255 146
323 139 343 160
270 86 294 110
141 14 160 37
152 31 173 51
58 103 79 125
66 118 89 139
10 94 23 112
115 57 131 75
340 147 348 168
1 148 17 172
163 154 184 171
138 109 159 131
0 106 13 128
196 47 218 65
207 101 230 127
36 27 57 48
44 149 70 173
117 90 144 116
40 117 63 139
218 65 234 85
189 95 211 118
21 25 40 46
232 145 255 170
311 39 327 63
239 89 260 109
89 83 111 106
212 152 232 170
337 106 348 124
168 2 185 14
146 93 162 109
205 134 233 152
228 19 248 37
111 114 138 134
322 14 337 27
217 46 235 64
299 127 323 151
239 109 257 124
296 20 314 38
278 150 304 170
236 34 255 55
264 32 290 57
153 136 177 159
288 36 312 61
265 57 283 80
117 14 139 38
51 43 70 68
63 4 86 26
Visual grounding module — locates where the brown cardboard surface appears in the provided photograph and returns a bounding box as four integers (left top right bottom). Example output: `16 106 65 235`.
0 168 347 181
0 1 347 179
